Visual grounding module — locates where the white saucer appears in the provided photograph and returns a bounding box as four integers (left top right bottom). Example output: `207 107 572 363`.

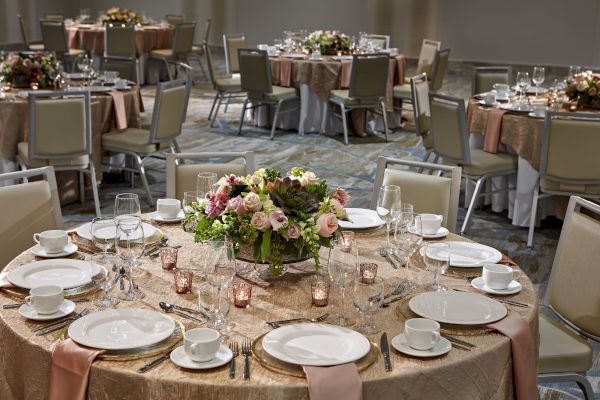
149 210 184 223
391 334 451 358
409 226 449 239
527 112 545 119
18 300 76 321
31 243 78 258
170 345 233 370
471 277 522 295
478 100 499 107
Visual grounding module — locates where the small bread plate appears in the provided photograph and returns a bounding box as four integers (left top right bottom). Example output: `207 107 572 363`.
149 210 185 223
170 345 233 370
18 300 76 321
31 243 78 258
391 334 451 358
471 277 522 295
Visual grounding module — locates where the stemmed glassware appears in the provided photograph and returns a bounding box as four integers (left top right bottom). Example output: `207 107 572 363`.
516 72 531 101
327 238 358 327
89 253 119 308
115 216 146 300
196 172 217 201
182 191 199 232
423 242 450 292
568 65 581 79
352 276 384 334
76 55 91 85
532 67 545 98
91 217 117 264
114 193 141 219
376 185 401 255
206 241 236 334
393 214 422 291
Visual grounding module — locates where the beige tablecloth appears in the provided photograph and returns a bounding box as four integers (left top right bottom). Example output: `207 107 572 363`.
0 224 539 400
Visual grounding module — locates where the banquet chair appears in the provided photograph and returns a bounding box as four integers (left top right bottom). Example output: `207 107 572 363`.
102 77 192 204
43 13 64 21
322 53 389 145
393 47 449 106
0 167 62 271
187 19 211 79
165 14 184 26
224 33 246 77
416 39 441 78
537 195 599 400
237 49 299 139
410 73 435 162
39 20 86 71
363 34 390 49
103 23 139 83
428 93 517 234
527 111 600 247
371 156 461 233
150 22 196 81
166 152 255 200
472 66 513 95
17 14 44 51
16 91 100 217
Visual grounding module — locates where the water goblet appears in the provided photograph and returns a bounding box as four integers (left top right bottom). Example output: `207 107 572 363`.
568 65 581 79
114 193 141 218
516 72 531 101
393 215 422 291
196 172 217 201
206 241 236 333
91 217 117 264
88 253 119 308
352 276 384 334
377 185 401 255
532 67 545 98
327 238 358 327
115 217 145 301
423 242 450 292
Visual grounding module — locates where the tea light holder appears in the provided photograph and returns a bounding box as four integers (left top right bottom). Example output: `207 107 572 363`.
174 269 193 294
341 230 355 246
160 247 178 271
233 281 252 308
359 262 378 283
29 81 39 90
311 281 330 307
2 82 12 92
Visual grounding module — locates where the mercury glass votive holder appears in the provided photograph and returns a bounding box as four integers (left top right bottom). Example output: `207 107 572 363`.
30 81 39 90
174 269 193 294
311 281 330 307
160 247 178 271
359 262 378 284
233 282 252 308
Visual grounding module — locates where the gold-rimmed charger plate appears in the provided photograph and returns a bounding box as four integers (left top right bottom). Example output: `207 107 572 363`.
252 332 379 378
71 227 165 254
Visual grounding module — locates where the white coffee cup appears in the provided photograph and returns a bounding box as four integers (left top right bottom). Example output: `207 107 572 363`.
25 285 64 314
157 198 181 219
482 263 522 290
33 230 68 253
419 214 443 235
405 318 440 351
533 104 546 117
184 328 222 362
483 92 496 105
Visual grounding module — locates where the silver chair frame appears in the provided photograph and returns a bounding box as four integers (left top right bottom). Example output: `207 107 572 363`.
410 73 435 163
223 33 246 76
103 22 140 83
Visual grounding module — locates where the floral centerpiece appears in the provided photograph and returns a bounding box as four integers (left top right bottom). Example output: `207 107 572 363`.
305 30 352 55
566 70 600 109
184 167 350 276
99 7 141 25
0 52 58 88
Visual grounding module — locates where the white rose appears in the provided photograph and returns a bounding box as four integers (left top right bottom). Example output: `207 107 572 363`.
242 192 262 212
247 175 262 185
576 81 588 92
300 171 319 187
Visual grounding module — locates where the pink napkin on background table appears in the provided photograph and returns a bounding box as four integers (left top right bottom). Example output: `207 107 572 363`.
395 54 406 84
108 90 128 131
279 59 293 87
48 338 105 400
483 108 507 153
303 363 362 400
340 61 353 88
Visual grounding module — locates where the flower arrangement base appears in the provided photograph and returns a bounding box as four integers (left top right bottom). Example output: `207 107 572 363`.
236 242 312 278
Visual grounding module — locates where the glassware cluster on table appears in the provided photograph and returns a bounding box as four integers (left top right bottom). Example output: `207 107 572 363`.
266 31 384 57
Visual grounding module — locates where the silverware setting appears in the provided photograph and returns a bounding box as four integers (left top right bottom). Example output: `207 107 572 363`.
451 288 529 308
158 302 206 323
229 341 239 379
378 248 401 269
381 293 410 308
380 332 392 372
265 313 329 329
34 308 90 336
241 338 251 380
137 347 177 373
442 334 475 351
160 301 211 319
3 297 89 309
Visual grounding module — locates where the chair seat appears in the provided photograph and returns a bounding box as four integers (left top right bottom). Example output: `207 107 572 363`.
538 314 593 374
330 90 382 106
250 85 296 102
140 112 152 130
149 49 173 60
540 179 600 196
215 77 242 92
102 128 164 154
393 84 412 99
29 43 45 51
17 142 89 168
462 149 517 176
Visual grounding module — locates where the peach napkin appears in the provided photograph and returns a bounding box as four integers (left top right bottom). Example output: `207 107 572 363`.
279 59 293 87
340 61 352 88
483 108 507 153
303 363 362 400
109 90 128 131
395 54 406 84
0 271 13 288
487 311 538 400
48 338 105 400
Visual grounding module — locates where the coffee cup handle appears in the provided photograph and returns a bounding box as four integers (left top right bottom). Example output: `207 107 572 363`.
431 331 440 345
25 296 34 307
33 233 41 244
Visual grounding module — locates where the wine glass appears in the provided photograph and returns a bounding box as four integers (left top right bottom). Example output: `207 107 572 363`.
89 253 119 308
352 276 384 334
532 67 545 98
114 193 141 218
206 241 236 333
376 185 401 255
327 238 358 327
115 216 145 301
77 55 90 84
423 242 450 292
568 65 581 79
91 217 117 264
516 72 531 101
393 215 422 291
398 203 414 232
196 172 217 200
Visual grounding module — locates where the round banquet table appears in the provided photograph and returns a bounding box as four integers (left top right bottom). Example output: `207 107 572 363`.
0 222 539 400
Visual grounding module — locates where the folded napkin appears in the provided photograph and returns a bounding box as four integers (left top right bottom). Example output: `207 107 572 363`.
483 108 507 153
48 338 105 400
487 311 538 400
108 90 128 131
303 363 362 400
395 54 406 85
279 59 293 87
340 61 353 88
0 271 13 288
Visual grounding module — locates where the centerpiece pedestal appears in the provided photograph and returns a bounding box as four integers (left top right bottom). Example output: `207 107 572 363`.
236 242 313 279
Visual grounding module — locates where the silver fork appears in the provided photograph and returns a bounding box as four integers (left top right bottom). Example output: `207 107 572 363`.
378 248 400 269
34 308 91 335
228 342 239 379
242 338 251 381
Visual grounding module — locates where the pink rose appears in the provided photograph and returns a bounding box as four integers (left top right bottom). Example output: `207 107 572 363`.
316 213 338 237
242 192 262 212
226 196 246 216
250 212 271 232
329 188 350 206
268 210 288 231
287 224 300 240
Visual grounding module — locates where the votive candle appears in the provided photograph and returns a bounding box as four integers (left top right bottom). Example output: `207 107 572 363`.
359 262 378 283
174 269 193 294
160 247 178 271
311 281 330 307
233 282 252 308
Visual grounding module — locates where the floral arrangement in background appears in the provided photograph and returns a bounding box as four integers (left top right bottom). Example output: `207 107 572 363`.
566 70 600 108
184 167 349 276
99 7 141 25
305 30 352 55
0 52 58 88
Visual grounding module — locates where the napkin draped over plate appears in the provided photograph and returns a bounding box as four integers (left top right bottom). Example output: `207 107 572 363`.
303 363 362 400
483 108 507 153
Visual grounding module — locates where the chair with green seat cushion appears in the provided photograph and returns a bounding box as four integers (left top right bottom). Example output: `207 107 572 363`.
16 91 101 217
410 73 434 162
102 77 192 204
322 53 390 145
527 111 600 247
471 66 513 95
40 20 86 71
18 14 44 51
428 93 517 234
371 156 462 233
150 22 196 81
537 195 599 400
103 23 139 83
237 49 299 139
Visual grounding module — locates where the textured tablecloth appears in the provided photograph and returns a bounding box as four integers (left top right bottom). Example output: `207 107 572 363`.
0 224 539 400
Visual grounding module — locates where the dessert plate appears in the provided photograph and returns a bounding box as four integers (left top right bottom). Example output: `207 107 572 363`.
170 345 233 369
18 300 76 321
471 277 522 295
423 241 502 268
31 243 78 258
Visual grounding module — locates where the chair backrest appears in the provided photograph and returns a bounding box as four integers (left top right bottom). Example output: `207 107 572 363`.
348 53 389 100
104 23 136 60
28 91 92 160
40 20 68 53
203 42 218 89
429 93 471 165
416 39 441 77
430 48 450 91
238 48 272 97
202 19 211 43
44 13 64 21
0 167 63 271
544 195 600 340
223 33 246 75
165 14 183 26
166 152 256 200
371 157 461 233
540 111 600 189
364 34 390 49
410 73 430 137
472 66 513 95
17 14 31 47
149 77 192 144
172 22 196 58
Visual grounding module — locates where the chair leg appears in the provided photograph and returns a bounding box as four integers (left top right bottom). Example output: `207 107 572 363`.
527 183 540 248
380 102 389 142
135 156 153 205
171 138 182 154
574 376 595 400
461 176 485 234
270 100 282 140
79 171 85 204
89 164 101 217
223 94 231 113
210 94 224 128
163 59 173 81
237 99 249 135
208 93 220 123
340 104 349 145
320 102 329 134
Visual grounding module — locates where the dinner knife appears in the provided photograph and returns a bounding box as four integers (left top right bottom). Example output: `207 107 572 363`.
138 350 174 373
380 332 392 372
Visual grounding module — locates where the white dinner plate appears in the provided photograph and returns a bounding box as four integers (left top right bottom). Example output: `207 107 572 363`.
338 208 385 230
409 226 449 239
76 221 156 241
18 300 76 321
68 308 176 350
8 259 92 289
409 291 507 325
149 210 185 223
391 334 451 358
423 241 502 268
471 277 523 295
170 345 233 370
499 103 533 113
31 243 78 258
262 323 370 366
